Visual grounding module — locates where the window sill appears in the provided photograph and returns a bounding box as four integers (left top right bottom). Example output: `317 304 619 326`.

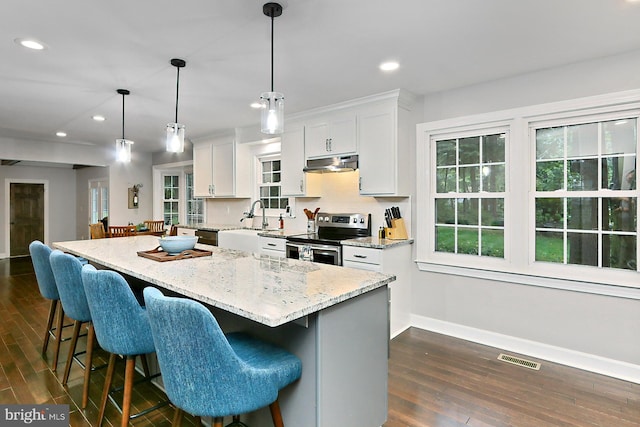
415 260 640 300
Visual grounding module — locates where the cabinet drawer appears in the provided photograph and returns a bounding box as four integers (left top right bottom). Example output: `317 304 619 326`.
342 246 382 265
260 237 286 252
176 227 196 236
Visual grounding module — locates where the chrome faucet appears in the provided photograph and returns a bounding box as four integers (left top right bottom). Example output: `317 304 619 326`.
241 199 268 230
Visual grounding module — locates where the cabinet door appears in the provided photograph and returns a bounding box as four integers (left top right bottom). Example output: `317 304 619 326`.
211 141 235 197
193 143 213 197
281 126 321 197
328 113 357 155
358 106 396 195
305 121 330 158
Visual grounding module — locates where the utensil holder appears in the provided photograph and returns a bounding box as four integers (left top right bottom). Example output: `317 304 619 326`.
307 219 316 233
385 218 408 240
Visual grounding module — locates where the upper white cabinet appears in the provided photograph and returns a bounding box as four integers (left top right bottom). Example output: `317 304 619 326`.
280 124 321 197
358 92 417 196
193 136 251 198
305 111 357 158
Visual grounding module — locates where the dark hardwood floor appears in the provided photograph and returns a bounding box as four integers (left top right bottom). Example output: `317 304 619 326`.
1 257 638 426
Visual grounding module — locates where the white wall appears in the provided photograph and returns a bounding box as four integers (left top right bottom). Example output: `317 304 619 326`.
108 153 153 226
415 49 640 380
0 165 77 256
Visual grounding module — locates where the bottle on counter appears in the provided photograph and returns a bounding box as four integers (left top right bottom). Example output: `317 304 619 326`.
378 226 386 239
279 214 284 230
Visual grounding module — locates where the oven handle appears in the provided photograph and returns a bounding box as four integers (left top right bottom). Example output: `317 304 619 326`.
286 242 341 252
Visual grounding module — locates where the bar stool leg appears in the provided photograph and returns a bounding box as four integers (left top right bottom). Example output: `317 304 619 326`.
120 355 136 427
269 399 284 427
62 320 82 385
98 353 117 427
42 300 57 355
52 304 66 372
81 324 96 409
172 407 184 427
213 417 223 427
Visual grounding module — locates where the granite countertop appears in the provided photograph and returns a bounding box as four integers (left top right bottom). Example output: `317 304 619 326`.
341 236 414 249
53 236 395 327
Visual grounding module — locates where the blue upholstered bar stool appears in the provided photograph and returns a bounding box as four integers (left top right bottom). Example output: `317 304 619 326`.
143 287 302 427
81 264 167 427
49 250 99 409
29 240 68 371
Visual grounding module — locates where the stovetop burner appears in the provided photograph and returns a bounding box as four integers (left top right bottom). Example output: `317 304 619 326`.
286 212 371 246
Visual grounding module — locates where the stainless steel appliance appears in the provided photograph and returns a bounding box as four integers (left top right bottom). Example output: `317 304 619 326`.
195 229 218 246
286 212 370 266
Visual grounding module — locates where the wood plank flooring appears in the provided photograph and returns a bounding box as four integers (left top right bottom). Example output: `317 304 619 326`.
1 257 639 426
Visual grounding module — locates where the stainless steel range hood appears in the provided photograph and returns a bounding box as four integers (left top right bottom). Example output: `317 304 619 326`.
303 154 358 173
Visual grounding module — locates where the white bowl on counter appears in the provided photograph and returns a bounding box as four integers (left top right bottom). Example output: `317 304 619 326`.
159 236 198 255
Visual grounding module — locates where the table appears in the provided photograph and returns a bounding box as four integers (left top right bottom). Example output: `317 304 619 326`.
54 236 394 426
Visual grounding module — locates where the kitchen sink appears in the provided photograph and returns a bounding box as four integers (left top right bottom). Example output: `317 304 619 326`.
217 229 262 253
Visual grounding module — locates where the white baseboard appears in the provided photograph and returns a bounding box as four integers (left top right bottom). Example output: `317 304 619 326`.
411 314 640 384
0 252 7 259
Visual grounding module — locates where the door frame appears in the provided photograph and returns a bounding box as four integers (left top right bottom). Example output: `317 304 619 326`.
4 178 49 258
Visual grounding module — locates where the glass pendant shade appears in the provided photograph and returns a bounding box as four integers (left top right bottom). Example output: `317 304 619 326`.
116 138 133 163
166 122 185 153
260 92 284 135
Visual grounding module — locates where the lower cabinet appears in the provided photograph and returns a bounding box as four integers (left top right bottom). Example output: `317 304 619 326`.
343 244 412 338
175 227 196 236
260 236 286 258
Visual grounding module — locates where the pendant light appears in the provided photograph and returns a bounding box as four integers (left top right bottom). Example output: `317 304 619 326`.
115 89 134 163
260 2 284 135
166 58 186 153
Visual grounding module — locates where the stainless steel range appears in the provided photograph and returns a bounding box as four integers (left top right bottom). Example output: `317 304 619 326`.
286 212 371 266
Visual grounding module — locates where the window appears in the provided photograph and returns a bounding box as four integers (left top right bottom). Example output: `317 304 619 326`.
186 172 204 224
259 157 288 211
89 179 108 224
434 132 506 257
534 118 637 270
417 90 640 291
163 174 179 225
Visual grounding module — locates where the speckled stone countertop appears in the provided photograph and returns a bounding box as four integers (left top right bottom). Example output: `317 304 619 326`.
341 236 414 249
53 236 395 327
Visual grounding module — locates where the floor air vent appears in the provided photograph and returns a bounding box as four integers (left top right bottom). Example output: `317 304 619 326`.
497 353 541 370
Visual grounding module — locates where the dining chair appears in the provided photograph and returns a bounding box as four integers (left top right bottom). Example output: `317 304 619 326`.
49 250 101 408
89 223 106 239
81 264 167 427
144 220 165 234
108 225 136 238
28 240 68 371
143 287 302 427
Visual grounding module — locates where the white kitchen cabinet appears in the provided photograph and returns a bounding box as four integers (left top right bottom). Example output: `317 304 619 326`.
260 236 286 258
193 136 251 198
175 227 196 236
305 111 357 159
343 243 412 338
280 124 321 197
357 91 417 196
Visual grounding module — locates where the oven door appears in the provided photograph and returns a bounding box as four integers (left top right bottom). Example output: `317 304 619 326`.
286 242 342 266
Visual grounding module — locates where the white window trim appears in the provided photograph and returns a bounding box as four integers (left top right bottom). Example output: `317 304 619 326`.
416 88 640 298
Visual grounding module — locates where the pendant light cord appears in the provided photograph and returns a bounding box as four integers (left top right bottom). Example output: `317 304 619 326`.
270 12 274 92
175 66 180 123
121 92 125 139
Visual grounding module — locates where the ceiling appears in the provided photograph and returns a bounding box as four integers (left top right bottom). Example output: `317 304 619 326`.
3 0 640 156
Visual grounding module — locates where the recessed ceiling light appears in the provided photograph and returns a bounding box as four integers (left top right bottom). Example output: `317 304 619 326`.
92 115 106 122
14 38 46 50
250 102 263 109
379 61 399 72
56 131 67 137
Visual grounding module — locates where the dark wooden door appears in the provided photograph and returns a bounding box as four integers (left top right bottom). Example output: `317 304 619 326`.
10 183 45 257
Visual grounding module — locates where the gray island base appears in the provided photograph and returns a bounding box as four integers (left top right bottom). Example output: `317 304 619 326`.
53 236 394 426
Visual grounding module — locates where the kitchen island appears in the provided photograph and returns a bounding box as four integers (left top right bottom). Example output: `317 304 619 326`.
53 235 394 426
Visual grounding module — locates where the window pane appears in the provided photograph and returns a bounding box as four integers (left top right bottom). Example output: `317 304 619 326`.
273 160 281 171
459 137 480 165
536 160 564 191
536 198 564 229
260 187 268 198
567 198 598 230
483 134 505 163
457 228 478 255
604 197 637 232
536 127 564 160
535 231 564 262
482 165 505 192
602 156 636 190
435 226 455 253
262 161 272 172
263 173 272 183
457 198 478 226
481 229 504 257
435 199 455 224
603 234 637 270
481 199 504 226
568 159 598 191
567 232 598 266
602 118 637 155
270 186 279 197
436 167 456 193
567 122 598 157
436 140 456 166
459 166 480 192
273 172 281 183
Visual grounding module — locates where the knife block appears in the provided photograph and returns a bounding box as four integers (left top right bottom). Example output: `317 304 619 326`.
385 218 408 240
